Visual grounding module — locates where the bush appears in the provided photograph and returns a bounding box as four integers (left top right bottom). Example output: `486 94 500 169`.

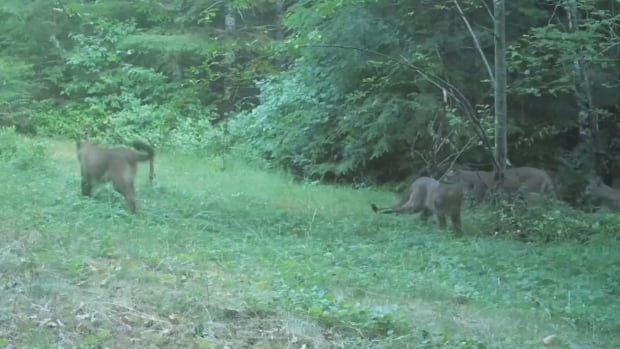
469 193 618 242
0 127 48 170
101 100 169 145
35 97 218 153
229 60 479 183
33 102 104 138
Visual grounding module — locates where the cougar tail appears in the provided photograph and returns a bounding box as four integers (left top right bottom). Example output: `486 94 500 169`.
370 203 395 214
132 140 155 184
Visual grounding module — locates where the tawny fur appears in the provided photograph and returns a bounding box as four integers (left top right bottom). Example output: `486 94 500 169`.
442 169 494 203
585 177 620 212
371 177 464 234
503 166 555 195
77 140 154 213
443 166 555 202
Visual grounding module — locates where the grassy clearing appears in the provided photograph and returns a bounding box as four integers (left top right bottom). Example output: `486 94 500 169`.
1 136 619 348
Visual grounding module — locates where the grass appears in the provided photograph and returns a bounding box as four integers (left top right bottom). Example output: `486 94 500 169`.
0 135 619 348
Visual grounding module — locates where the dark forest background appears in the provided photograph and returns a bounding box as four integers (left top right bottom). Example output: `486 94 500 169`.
1 0 619 204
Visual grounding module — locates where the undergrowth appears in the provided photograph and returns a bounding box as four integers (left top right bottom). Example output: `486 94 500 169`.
468 193 620 242
0 133 619 348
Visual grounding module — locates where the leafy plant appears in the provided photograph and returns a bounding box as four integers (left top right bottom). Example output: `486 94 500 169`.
469 193 618 242
0 126 48 170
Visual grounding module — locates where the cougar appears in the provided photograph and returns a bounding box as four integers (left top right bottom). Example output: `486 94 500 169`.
77 139 154 213
371 177 464 234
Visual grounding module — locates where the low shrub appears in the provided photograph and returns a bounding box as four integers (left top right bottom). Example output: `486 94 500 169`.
469 193 618 242
0 126 48 170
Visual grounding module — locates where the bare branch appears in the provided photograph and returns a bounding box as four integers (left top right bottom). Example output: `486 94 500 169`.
298 43 499 169
453 0 495 84
477 0 494 21
439 136 477 181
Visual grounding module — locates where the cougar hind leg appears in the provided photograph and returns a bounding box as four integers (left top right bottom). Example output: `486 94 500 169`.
450 213 462 234
418 208 433 225
111 167 138 213
113 178 137 213
81 179 92 196
436 213 447 229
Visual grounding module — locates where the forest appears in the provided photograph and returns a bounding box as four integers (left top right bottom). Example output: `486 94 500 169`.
1 1 619 348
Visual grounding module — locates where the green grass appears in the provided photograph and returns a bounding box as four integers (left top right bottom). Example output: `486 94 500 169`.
0 136 619 348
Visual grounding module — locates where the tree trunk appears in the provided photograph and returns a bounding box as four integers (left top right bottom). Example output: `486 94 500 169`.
567 0 599 174
493 0 507 183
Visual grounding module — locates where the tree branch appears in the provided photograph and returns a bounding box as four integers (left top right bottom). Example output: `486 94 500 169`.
453 0 495 84
477 0 494 21
298 43 499 169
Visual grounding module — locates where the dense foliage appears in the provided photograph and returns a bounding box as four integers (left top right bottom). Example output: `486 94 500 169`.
1 2 619 345
1 0 619 193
